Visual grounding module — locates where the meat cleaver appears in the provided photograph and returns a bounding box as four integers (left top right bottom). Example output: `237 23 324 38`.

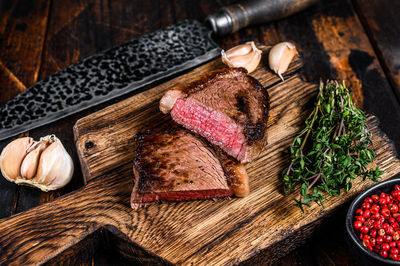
0 0 317 141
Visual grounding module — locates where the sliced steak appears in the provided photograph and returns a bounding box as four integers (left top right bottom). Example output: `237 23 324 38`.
159 68 269 162
131 129 249 209
216 148 249 197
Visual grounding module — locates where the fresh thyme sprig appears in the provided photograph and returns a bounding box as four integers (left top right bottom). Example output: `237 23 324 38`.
282 80 383 211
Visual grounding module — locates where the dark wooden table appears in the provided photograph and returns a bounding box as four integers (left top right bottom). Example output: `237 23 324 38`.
1 0 399 264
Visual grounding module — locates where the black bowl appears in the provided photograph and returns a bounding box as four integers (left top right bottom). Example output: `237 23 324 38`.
346 178 400 265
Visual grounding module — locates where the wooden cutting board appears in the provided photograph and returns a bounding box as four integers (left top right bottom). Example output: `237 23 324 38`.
1 47 400 265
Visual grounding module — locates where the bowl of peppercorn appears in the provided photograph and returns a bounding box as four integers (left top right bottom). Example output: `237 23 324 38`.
346 178 400 265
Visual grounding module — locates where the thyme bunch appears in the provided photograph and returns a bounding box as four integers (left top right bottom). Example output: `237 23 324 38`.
282 81 383 210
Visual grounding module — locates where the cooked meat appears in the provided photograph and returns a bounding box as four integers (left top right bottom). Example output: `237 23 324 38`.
159 68 269 162
216 148 249 197
159 89 183 114
131 129 249 209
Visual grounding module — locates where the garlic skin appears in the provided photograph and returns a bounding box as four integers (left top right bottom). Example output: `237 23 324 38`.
0 135 74 192
34 139 74 191
0 137 33 182
268 42 298 81
20 140 49 180
221 41 262 73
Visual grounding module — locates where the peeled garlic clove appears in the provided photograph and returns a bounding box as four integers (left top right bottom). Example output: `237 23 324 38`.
34 137 74 191
268 42 298 81
0 137 33 182
20 140 49 180
221 41 262 73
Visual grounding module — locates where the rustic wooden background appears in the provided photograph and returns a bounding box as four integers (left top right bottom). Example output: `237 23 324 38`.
0 0 399 264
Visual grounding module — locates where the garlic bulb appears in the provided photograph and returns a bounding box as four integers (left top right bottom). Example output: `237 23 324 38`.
268 42 298 81
0 135 73 192
221 41 262 73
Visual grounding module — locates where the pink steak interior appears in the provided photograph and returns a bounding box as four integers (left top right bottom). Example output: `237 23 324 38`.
171 98 245 160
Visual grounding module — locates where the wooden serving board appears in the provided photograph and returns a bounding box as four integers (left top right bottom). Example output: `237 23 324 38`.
1 47 400 265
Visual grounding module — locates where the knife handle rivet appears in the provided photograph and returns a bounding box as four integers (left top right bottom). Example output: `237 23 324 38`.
85 141 94 149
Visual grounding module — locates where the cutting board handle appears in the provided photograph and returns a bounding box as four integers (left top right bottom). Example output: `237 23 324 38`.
0 176 131 265
206 0 318 35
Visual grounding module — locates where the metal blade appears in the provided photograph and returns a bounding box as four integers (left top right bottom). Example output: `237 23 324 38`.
0 19 220 141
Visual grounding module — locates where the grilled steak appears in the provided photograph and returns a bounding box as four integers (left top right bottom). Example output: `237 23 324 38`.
159 68 269 162
215 147 249 197
131 129 249 209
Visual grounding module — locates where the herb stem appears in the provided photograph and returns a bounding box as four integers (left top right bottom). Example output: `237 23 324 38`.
308 173 322 190
338 117 344 137
282 80 383 210
286 161 293 176
300 98 320 151
306 173 320 181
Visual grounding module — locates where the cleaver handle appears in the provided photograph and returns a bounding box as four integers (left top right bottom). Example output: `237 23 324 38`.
206 0 318 35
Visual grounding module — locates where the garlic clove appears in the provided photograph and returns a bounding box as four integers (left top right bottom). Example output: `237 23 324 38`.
34 137 74 192
223 43 254 57
243 49 262 73
221 41 262 74
20 140 49 180
222 51 255 69
0 137 33 182
268 42 298 81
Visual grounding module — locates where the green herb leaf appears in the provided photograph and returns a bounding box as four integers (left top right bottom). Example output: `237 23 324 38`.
281 80 382 209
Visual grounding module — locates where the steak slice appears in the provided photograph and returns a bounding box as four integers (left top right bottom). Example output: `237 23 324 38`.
131 129 249 209
159 68 269 162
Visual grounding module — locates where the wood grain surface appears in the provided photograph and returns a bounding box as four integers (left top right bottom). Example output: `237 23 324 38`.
354 0 400 101
17 49 391 265
1 0 400 264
